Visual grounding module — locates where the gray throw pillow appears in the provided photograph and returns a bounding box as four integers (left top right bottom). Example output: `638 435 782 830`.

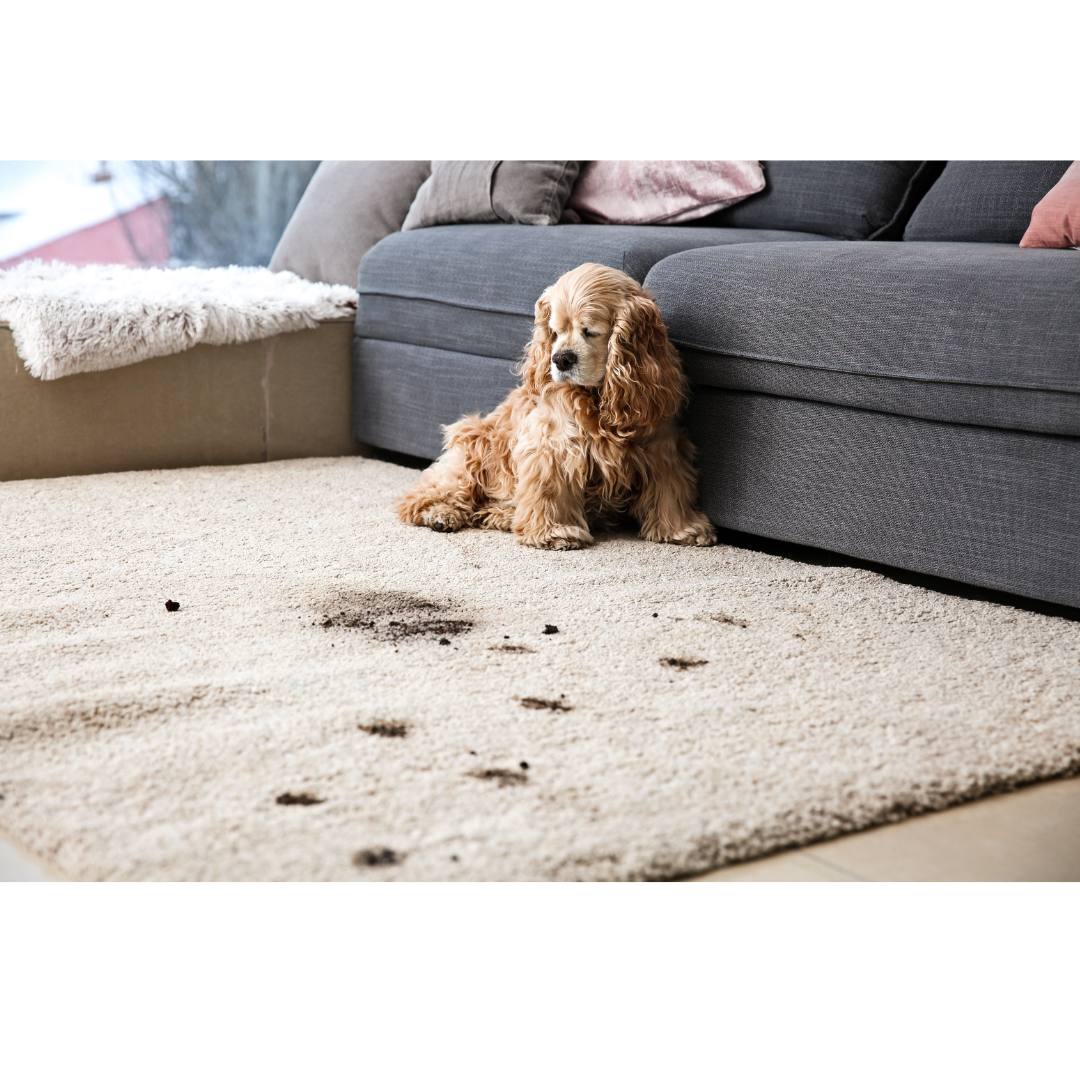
709 161 937 240
401 161 581 230
903 161 1073 244
269 161 432 287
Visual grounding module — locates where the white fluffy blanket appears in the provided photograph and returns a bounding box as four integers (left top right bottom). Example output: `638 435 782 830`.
0 260 359 380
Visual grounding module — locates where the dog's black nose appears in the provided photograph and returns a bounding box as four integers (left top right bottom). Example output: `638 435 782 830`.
553 350 578 372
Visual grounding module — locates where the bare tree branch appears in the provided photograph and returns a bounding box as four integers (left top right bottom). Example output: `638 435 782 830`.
134 161 319 267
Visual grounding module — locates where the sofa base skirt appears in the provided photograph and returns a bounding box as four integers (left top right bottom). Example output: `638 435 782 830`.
353 337 522 459
687 386 1080 609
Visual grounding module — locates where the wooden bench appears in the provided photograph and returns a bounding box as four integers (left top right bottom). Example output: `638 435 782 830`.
0 318 359 482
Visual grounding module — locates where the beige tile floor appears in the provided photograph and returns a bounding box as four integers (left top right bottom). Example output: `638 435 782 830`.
692 775 1080 881
3 775 1078 881
0 828 66 882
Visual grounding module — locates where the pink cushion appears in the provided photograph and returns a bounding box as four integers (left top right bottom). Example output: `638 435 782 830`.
1019 161 1080 248
565 161 765 225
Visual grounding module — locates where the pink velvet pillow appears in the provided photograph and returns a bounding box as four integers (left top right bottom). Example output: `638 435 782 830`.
1019 161 1080 248
565 161 765 225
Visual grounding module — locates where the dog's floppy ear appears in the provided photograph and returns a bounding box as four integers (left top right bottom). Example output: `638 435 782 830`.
600 290 686 435
520 287 555 395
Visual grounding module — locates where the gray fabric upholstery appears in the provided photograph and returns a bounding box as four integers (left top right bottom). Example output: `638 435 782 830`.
353 338 522 459
903 161 1072 244
353 222 834 456
358 296 533 365
269 161 431 287
401 161 581 230
350 209 1080 609
645 241 1080 435
676 348 1080 438
687 387 1080 609
707 161 935 240
356 224 835 361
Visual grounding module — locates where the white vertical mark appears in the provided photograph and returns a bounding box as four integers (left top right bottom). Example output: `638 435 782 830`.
262 335 277 461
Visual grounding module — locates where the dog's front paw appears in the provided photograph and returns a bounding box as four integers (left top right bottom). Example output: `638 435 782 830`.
417 503 466 533
476 502 515 532
517 524 594 550
680 521 718 547
644 516 717 547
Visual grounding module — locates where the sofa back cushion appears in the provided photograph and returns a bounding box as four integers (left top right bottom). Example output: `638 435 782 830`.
903 161 1072 243
269 161 432 287
401 161 580 230
707 161 938 240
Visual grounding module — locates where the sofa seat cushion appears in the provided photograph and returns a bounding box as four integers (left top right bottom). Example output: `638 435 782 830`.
645 242 1080 436
356 223 834 362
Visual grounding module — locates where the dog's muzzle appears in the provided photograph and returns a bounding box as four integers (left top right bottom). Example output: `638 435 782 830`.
553 350 578 372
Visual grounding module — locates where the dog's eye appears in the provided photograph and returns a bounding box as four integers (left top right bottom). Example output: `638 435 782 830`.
580 327 595 338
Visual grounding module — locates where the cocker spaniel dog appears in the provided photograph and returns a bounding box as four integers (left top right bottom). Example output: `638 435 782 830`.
395 262 717 550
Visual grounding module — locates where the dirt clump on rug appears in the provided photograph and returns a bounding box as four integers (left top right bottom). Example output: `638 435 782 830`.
1 456 1078 881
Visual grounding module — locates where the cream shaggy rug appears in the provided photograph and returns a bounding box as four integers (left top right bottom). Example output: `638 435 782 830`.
1 456 1078 881
0 260 358 380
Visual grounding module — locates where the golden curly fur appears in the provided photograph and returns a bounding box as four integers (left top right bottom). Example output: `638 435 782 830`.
394 262 717 550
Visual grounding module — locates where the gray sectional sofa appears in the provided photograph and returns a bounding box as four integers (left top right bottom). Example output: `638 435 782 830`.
351 161 1079 609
